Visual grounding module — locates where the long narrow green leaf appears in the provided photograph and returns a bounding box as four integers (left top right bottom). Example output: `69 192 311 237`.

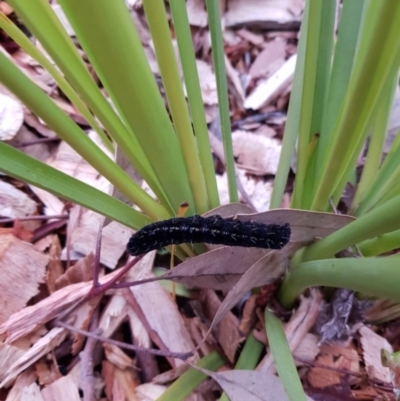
270 3 309 209
292 0 335 209
169 0 220 209
205 0 238 203
58 0 196 216
0 143 150 229
265 309 307 401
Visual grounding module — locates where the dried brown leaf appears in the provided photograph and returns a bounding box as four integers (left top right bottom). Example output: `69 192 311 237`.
209 248 290 336
203 203 253 218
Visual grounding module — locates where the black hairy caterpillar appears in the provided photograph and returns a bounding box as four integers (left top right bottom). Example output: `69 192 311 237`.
127 214 291 256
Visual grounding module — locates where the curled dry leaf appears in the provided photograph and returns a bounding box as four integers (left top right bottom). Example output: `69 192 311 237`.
207 248 291 337
235 208 355 242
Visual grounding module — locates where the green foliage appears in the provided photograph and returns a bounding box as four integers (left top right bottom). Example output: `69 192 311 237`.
2 0 400 397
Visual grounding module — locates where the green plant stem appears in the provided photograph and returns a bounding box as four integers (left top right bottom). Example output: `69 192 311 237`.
279 256 400 307
358 230 400 256
291 0 335 209
205 0 238 203
265 309 307 401
270 2 309 209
